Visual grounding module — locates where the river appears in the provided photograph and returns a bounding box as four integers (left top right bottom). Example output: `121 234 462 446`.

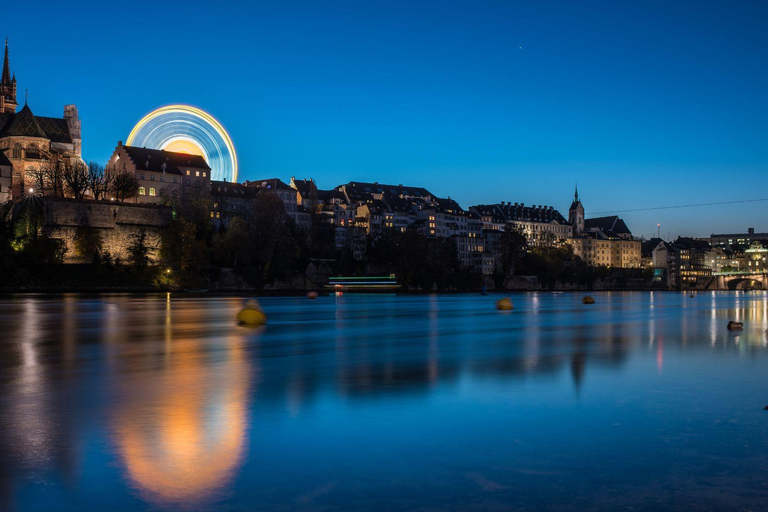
1 292 767 511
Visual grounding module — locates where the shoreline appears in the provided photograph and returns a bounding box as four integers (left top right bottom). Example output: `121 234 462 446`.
0 288 741 297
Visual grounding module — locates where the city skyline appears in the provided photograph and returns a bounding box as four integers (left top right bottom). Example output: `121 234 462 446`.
4 0 768 237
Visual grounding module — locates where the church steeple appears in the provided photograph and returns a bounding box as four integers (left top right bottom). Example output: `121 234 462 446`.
1 39 10 85
569 184 585 236
0 38 18 113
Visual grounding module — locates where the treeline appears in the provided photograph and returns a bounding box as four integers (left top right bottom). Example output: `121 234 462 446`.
0 192 648 291
27 160 139 201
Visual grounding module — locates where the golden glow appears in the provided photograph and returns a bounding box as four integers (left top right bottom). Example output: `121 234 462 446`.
112 333 251 505
127 105 238 182
162 139 205 157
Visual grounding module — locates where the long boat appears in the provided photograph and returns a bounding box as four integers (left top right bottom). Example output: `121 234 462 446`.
325 275 401 292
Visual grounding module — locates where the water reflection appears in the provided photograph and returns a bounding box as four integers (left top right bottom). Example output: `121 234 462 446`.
0 292 768 510
110 331 252 505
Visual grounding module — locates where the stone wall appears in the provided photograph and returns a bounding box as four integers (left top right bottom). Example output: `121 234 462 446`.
42 198 172 263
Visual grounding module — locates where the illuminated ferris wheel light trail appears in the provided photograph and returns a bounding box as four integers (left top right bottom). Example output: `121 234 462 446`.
127 105 238 183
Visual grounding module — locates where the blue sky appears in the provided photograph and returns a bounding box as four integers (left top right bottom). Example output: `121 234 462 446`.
5 0 768 237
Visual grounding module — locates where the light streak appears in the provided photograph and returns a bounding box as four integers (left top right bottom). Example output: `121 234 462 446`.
127 105 238 183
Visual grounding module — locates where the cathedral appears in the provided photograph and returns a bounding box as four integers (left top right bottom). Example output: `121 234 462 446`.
0 39 82 200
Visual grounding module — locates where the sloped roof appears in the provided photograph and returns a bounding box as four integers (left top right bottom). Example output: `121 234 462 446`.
122 145 211 175
291 178 318 196
585 216 631 235
2 104 47 139
642 237 664 256
211 180 257 198
342 181 433 200
318 189 345 201
470 203 567 224
244 178 292 190
0 149 11 166
0 104 75 144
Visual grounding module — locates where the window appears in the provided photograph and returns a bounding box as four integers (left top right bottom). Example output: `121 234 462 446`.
150 174 155 181
186 170 190 176
139 186 146 195
160 176 164 182
149 187 156 197
195 171 200 177
203 172 207 177
173 177 177 183
140 173 145 180
12 144 21 159
186 179 190 186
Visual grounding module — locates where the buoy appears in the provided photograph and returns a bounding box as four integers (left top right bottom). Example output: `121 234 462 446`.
582 296 595 304
496 297 513 311
237 299 267 325
727 321 743 331
307 291 319 300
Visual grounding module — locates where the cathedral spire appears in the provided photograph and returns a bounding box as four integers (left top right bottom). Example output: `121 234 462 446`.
574 184 579 202
1 38 10 86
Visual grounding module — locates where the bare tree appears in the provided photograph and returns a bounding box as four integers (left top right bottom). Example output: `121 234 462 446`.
26 165 49 195
62 160 90 200
110 168 139 202
87 161 113 201
26 160 66 197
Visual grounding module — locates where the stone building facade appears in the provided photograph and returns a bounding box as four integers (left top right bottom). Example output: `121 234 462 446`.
566 191 641 268
107 143 211 211
0 40 82 200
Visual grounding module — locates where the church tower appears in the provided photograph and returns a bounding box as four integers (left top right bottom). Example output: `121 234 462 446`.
0 39 18 114
569 185 585 236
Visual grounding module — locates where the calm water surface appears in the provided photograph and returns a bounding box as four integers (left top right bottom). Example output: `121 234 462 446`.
1 292 768 511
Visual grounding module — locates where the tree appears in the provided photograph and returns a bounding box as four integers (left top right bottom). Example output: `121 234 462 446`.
111 168 139 202
27 161 66 197
87 161 113 201
498 223 527 277
127 229 152 268
159 218 197 271
73 224 103 262
62 160 90 200
213 216 253 268
537 230 557 248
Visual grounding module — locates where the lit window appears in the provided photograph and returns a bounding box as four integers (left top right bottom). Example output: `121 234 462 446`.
186 170 190 176
138 186 146 195
196 171 200 177
149 187 156 197
203 172 207 177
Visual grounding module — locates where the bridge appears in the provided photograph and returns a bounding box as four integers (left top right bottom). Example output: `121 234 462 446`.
707 272 768 290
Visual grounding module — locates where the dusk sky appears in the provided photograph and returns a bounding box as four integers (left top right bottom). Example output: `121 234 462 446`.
6 0 768 237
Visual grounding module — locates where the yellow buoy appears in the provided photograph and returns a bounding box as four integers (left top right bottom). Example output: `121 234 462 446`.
582 296 595 304
237 300 267 325
496 297 513 311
